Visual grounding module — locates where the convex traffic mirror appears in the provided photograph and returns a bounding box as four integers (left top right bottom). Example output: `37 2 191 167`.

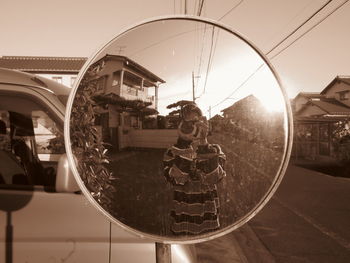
65 16 293 243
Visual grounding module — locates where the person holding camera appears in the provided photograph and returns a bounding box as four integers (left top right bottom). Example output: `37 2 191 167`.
163 103 226 235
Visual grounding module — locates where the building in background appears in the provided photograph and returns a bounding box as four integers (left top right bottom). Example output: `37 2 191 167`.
293 76 350 161
292 92 324 112
0 56 87 88
219 94 284 149
88 54 164 110
82 54 166 150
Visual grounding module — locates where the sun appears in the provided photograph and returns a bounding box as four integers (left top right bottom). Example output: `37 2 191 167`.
250 67 286 112
255 90 285 112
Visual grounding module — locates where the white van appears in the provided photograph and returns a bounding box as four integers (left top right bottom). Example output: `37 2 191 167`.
0 68 196 263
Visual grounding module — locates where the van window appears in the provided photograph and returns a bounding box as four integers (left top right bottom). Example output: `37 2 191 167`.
32 110 64 161
0 94 62 189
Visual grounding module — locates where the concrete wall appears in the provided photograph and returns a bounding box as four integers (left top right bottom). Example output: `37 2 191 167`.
37 73 77 88
98 60 123 94
118 127 177 149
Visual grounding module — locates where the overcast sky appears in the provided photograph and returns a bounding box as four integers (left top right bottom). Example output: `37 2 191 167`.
1 0 349 100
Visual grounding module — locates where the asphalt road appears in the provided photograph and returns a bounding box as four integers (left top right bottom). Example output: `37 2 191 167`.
196 164 350 262
247 164 350 263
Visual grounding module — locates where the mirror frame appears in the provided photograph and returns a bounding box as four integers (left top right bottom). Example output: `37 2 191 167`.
64 15 293 244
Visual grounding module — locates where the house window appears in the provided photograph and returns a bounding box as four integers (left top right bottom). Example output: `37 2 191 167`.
0 94 64 187
338 90 349 100
96 76 107 92
52 76 62 84
126 86 137 96
112 71 121 87
122 71 141 97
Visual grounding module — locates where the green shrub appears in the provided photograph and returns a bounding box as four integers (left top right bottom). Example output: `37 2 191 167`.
70 68 116 211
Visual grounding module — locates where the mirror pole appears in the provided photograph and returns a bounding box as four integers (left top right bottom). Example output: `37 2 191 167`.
6 212 13 263
155 243 172 263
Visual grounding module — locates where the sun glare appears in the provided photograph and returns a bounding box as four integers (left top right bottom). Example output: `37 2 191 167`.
249 66 285 112
255 91 285 112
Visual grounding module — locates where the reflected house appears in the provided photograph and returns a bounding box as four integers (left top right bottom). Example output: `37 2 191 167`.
209 114 224 133
293 76 350 160
222 95 266 121
86 54 166 150
219 95 284 147
221 95 265 142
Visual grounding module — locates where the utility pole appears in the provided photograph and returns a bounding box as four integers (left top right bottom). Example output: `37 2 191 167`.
115 45 126 54
192 71 195 102
192 72 201 102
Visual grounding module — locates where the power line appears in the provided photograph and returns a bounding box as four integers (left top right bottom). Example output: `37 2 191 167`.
209 64 264 110
196 0 243 99
195 24 208 90
264 0 317 51
218 0 244 21
197 0 205 16
194 0 199 14
270 0 349 59
198 26 216 98
129 27 201 57
199 27 215 98
266 0 333 56
209 0 349 111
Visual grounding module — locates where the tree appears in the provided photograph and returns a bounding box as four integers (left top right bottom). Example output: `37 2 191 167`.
166 100 194 118
166 100 194 128
332 119 350 162
70 68 116 211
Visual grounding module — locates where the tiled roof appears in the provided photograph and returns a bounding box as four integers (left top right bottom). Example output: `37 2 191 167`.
309 99 350 115
92 54 165 83
295 92 324 99
295 116 350 122
321 75 350 94
0 56 87 74
337 75 350 85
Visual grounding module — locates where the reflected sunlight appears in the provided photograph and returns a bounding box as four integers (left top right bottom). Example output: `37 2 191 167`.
252 66 285 112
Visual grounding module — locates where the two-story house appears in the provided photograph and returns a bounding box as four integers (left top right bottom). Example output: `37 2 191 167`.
82 54 165 150
293 76 350 160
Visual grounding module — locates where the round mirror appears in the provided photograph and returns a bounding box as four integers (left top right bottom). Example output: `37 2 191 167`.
65 16 293 243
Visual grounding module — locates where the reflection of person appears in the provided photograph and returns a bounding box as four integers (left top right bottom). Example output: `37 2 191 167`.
163 103 226 235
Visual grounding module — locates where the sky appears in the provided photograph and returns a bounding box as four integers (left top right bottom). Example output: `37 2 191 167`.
1 0 349 102
91 18 285 116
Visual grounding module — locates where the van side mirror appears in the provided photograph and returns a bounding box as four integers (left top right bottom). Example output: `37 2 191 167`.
55 154 80 193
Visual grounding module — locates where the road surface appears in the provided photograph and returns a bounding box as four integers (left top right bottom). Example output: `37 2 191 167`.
196 164 350 262
246 164 350 262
